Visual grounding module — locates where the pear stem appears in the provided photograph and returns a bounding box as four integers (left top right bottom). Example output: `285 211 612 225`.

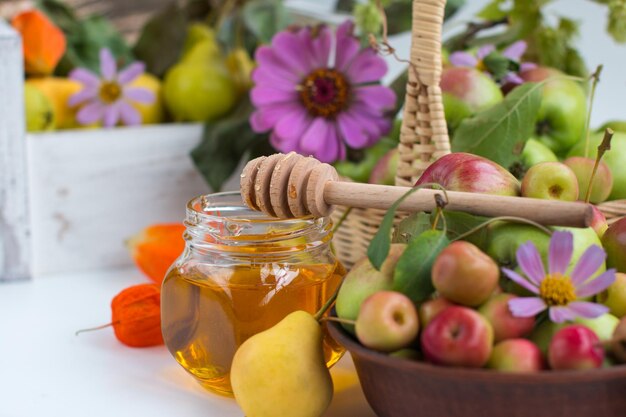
584 65 603 159
452 216 553 243
75 321 119 336
332 206 353 234
319 317 356 326
584 128 614 203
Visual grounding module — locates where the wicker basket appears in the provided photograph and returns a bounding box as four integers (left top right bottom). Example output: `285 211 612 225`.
331 0 626 269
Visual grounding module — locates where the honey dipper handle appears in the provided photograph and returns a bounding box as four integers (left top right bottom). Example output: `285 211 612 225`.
324 182 593 228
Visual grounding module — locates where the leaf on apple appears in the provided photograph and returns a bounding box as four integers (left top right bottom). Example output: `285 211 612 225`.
451 82 543 170
394 211 489 248
393 230 450 304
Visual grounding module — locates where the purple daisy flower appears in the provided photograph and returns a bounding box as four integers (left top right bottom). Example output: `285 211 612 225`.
503 230 616 324
68 48 155 128
249 21 395 163
449 44 496 69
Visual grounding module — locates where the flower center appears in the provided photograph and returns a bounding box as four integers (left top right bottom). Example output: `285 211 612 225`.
539 274 577 306
299 68 349 118
99 81 122 104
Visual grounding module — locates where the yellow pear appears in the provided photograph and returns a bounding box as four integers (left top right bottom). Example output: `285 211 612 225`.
26 77 82 129
231 310 333 417
128 73 164 124
24 83 55 132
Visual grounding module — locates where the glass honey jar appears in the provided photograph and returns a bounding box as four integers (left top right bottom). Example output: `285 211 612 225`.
161 191 345 396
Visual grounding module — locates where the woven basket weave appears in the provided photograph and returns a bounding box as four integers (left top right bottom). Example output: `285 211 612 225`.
332 0 450 269
331 0 626 269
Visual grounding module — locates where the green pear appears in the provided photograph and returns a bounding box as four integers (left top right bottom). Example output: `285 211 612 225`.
231 311 333 417
335 244 406 332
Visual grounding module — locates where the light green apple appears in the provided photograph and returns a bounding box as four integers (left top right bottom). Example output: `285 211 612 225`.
521 162 579 201
597 273 626 318
441 67 503 132
521 138 558 168
520 67 587 155
563 157 613 204
567 131 626 200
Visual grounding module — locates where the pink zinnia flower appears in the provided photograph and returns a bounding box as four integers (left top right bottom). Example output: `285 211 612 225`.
68 48 155 128
249 21 395 163
504 230 615 324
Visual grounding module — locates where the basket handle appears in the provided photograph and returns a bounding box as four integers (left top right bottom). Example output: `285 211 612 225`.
396 0 451 187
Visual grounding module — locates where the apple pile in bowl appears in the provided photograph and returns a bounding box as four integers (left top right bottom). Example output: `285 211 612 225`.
327 152 626 415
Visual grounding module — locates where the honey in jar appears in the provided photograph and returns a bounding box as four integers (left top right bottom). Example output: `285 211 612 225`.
161 192 345 396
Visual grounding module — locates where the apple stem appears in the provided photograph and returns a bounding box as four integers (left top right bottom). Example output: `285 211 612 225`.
584 65 603 159
584 128 614 203
75 321 119 336
318 316 356 326
452 216 553 243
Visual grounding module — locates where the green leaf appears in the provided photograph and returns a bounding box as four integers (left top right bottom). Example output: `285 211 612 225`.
393 213 431 244
393 230 450 304
242 0 290 44
39 0 134 75
191 98 268 191
133 2 187 78
607 1 626 43
367 186 424 270
477 0 508 20
451 81 543 169
383 2 413 35
444 0 467 21
482 52 512 81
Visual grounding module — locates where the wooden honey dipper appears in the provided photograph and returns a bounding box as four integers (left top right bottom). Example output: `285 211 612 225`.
240 152 594 228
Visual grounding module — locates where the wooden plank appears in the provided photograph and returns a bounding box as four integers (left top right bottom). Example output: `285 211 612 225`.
0 21 31 282
26 124 222 276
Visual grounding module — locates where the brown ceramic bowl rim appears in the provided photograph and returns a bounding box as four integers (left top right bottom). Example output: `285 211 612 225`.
327 319 626 384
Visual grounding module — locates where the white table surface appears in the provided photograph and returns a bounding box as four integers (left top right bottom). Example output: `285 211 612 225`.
0 269 377 417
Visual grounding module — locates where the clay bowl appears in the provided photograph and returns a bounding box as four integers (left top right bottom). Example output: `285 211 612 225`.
327 320 626 417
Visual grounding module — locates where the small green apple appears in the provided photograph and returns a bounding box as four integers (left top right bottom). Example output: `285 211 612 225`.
563 157 613 203
521 138 558 168
597 273 626 318
441 67 503 132
567 131 626 200
520 67 587 154
521 162 579 201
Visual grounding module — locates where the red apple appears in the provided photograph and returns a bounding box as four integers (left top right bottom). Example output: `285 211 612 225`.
478 293 535 342
601 217 626 273
548 325 604 370
521 162 579 201
421 306 494 367
487 339 544 372
419 297 455 328
564 157 613 204
432 241 500 307
355 291 419 352
414 152 520 196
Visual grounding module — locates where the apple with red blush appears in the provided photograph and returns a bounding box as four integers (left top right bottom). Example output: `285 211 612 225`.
487 339 544 372
548 325 604 370
478 293 535 342
419 297 455 328
421 306 494 368
601 217 626 273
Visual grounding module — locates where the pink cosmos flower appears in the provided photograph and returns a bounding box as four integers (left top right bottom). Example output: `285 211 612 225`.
504 230 615 324
68 48 155 128
449 41 537 85
249 21 395 163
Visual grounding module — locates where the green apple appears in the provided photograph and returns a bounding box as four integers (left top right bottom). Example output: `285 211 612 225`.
567 131 626 200
521 162 579 201
596 120 626 133
336 244 406 333
521 138 558 168
564 157 613 204
520 67 587 155
441 67 503 132
598 273 626 318
368 148 398 185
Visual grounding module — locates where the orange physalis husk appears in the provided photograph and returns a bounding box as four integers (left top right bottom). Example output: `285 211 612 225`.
110 284 164 348
127 224 186 285
11 10 67 76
